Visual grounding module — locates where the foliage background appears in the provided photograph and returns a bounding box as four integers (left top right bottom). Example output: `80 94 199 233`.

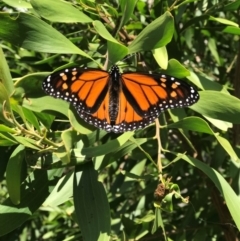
0 0 240 240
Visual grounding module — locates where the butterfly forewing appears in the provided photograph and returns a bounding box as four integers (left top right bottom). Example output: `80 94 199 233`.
121 72 199 115
43 68 110 112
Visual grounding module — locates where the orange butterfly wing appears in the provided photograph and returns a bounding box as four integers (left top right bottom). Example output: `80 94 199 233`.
111 72 199 132
43 67 114 131
43 66 199 133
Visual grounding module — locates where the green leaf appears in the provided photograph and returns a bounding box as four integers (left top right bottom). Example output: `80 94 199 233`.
23 96 69 117
128 12 174 53
6 145 25 205
61 129 79 152
0 124 16 133
44 171 74 207
187 71 223 91
179 153 240 231
0 133 17 145
73 163 111 241
208 38 221 66
14 72 48 98
0 168 63 236
30 0 92 23
0 82 11 109
12 136 41 150
168 116 215 135
34 112 55 130
191 91 240 124
164 59 190 78
21 107 41 132
0 131 40 150
93 20 128 64
162 193 174 212
0 13 92 59
97 138 148 170
152 209 166 238
107 41 129 66
81 132 134 157
2 0 32 8
152 46 168 70
223 1 240 11
69 108 94 134
215 135 239 163
209 16 238 27
204 116 232 131
222 26 240 35
119 0 138 27
0 81 12 125
168 117 239 162
0 47 14 95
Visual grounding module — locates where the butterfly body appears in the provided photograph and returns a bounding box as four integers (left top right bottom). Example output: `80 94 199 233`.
108 66 121 124
42 65 199 133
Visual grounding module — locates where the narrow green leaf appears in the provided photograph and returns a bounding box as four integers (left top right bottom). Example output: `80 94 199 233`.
61 129 79 151
31 0 92 23
0 124 16 133
191 91 240 124
2 0 32 8
152 209 166 239
187 71 223 91
0 13 92 59
209 16 238 27
164 59 190 78
0 47 14 94
69 108 94 134
0 169 63 236
222 26 240 35
107 41 128 65
93 20 123 44
128 12 174 53
14 72 48 98
223 1 240 11
0 79 11 108
0 133 17 145
97 138 147 169
23 96 69 117
13 136 41 150
204 116 232 131
0 131 40 150
162 193 174 212
73 163 111 241
6 145 25 205
208 38 221 66
93 20 128 64
22 107 41 132
215 135 239 163
167 117 214 135
34 112 55 130
0 82 12 125
81 132 134 157
119 0 138 27
44 171 74 207
168 117 239 162
152 47 168 70
179 153 240 231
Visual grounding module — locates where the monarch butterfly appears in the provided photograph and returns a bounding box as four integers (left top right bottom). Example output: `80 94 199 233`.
42 65 199 133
